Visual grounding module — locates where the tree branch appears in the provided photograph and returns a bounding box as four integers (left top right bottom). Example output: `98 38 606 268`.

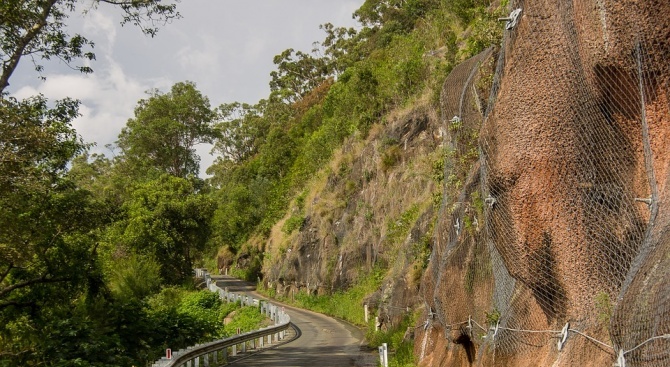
0 300 35 309
0 263 13 284
0 348 34 357
0 0 58 94
0 275 71 299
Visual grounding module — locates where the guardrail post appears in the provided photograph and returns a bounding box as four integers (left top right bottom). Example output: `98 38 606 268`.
213 350 218 365
194 355 200 367
259 336 264 348
241 340 247 353
231 344 237 357
222 347 227 362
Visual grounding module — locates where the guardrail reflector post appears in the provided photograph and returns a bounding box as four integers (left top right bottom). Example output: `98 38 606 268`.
166 348 172 359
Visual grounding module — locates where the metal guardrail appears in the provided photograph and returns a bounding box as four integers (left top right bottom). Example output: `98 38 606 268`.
151 269 291 367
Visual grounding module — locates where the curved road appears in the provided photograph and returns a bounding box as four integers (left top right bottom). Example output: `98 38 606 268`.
212 276 376 367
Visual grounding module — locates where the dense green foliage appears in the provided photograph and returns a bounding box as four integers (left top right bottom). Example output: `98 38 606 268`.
117 82 218 178
0 86 220 366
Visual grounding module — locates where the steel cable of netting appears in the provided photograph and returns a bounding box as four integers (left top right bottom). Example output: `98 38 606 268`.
623 334 670 355
437 315 669 359
432 51 493 334
435 317 617 347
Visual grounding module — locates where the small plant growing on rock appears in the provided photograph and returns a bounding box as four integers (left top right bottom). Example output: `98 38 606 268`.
282 214 305 234
485 308 501 327
595 291 613 328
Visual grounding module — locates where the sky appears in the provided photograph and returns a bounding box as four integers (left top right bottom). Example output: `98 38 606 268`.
9 1 364 176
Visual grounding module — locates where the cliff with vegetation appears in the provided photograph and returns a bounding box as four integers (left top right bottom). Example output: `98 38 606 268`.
243 1 670 366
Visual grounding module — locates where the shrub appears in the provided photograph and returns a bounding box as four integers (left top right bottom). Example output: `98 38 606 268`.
282 214 305 234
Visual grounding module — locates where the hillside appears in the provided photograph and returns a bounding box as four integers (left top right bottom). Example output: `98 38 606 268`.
249 1 670 366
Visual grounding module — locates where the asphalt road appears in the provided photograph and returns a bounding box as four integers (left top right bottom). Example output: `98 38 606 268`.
212 276 376 367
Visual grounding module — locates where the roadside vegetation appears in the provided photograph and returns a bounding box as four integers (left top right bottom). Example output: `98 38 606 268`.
258 267 417 366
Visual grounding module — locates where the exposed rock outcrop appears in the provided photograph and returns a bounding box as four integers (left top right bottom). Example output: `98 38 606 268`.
418 1 670 366
262 102 442 325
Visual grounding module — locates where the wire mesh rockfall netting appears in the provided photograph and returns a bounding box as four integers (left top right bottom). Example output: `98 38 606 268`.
420 1 670 366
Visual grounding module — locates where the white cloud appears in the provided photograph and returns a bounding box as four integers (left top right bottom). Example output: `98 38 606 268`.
82 10 117 55
176 34 220 73
12 63 147 151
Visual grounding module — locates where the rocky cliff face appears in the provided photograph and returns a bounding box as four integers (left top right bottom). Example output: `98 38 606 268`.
418 1 670 366
258 1 670 366
261 102 442 323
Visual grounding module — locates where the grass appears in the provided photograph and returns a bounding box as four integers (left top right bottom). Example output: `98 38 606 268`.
258 268 419 366
258 268 384 326
366 312 419 367
222 305 269 337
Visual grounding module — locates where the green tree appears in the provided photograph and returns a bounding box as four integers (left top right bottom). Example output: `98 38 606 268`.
0 95 90 308
318 23 367 76
354 0 438 29
213 102 269 163
112 175 215 284
269 48 331 104
0 95 111 365
116 82 218 178
0 0 180 94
